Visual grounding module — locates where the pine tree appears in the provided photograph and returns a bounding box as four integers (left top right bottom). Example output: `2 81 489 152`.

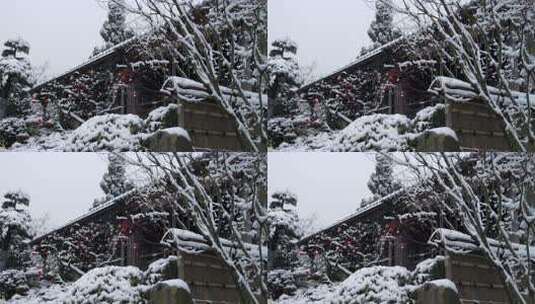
93 153 134 208
361 0 401 54
93 0 134 56
0 38 32 117
0 191 32 269
268 191 301 268
267 38 302 117
361 153 401 208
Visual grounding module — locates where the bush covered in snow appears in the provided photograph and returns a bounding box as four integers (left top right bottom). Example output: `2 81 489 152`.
0 269 30 300
145 104 179 133
8 103 188 151
0 117 37 148
268 114 325 148
268 269 298 299
6 257 188 303
334 266 415 303
275 266 418 304
411 104 446 133
144 256 178 285
275 105 452 152
275 258 452 304
64 114 145 151
63 266 145 304
412 255 446 285
334 114 413 151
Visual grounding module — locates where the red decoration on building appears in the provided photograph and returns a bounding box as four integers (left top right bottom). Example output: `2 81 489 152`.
118 69 134 84
387 68 400 84
119 218 133 236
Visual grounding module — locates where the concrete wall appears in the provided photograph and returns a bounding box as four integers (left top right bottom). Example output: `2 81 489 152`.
446 102 511 151
176 250 241 304
178 101 244 151
445 253 510 304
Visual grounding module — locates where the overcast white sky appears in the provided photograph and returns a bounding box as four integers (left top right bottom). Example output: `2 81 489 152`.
0 153 107 231
0 0 107 77
268 0 375 80
268 153 376 232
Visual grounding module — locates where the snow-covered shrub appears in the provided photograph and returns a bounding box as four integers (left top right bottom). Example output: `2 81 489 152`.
0 269 29 300
332 266 415 304
144 256 178 285
64 266 145 303
64 114 145 151
268 114 322 148
267 269 298 300
276 265 418 304
411 104 446 133
0 117 31 147
145 104 179 132
277 283 336 304
412 255 446 285
7 266 149 303
335 114 413 151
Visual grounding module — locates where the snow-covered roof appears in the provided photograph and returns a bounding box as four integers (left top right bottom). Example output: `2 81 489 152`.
428 228 535 260
300 188 406 243
299 37 405 92
428 76 535 107
32 37 138 92
32 189 139 244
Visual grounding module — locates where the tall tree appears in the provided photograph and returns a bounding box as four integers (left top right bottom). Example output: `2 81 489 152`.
93 153 134 208
0 38 32 117
361 0 401 55
267 191 301 269
0 191 32 269
93 0 134 56
267 38 302 118
361 153 401 208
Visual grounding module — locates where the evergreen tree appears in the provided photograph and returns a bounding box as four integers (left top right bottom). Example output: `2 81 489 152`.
0 38 32 117
267 38 302 117
0 191 32 269
93 0 134 56
268 191 301 268
361 153 401 208
93 153 134 208
361 0 401 54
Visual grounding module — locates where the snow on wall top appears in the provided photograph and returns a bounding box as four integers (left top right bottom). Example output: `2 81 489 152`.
428 228 535 259
161 76 267 108
299 37 405 92
161 228 266 259
300 188 406 243
428 76 535 107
